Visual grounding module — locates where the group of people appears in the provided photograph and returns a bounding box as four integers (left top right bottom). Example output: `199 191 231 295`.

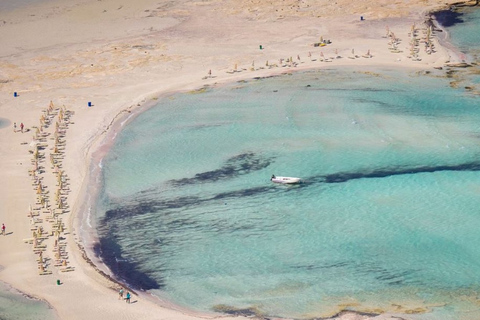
118 288 132 303
13 122 25 133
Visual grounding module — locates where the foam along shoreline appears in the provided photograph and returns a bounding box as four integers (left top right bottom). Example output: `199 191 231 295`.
0 0 477 319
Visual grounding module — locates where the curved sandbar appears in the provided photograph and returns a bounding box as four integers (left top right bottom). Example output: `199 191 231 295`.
0 0 475 319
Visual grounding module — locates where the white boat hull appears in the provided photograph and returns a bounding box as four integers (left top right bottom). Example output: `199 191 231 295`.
271 176 301 184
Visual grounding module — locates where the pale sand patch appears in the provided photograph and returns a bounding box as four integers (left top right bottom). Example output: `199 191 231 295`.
0 0 474 319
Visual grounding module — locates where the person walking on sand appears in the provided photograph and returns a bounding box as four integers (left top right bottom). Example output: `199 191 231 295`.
125 292 131 303
13 122 17 132
1 223 5 236
20 122 24 133
118 288 124 300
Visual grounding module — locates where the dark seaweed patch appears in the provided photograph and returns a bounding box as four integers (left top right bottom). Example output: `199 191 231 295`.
104 196 201 219
105 161 480 222
93 236 162 290
322 161 480 183
433 9 464 27
169 152 273 186
212 304 264 317
212 186 274 200
96 159 480 293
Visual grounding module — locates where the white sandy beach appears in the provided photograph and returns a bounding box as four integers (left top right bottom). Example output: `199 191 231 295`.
0 0 474 319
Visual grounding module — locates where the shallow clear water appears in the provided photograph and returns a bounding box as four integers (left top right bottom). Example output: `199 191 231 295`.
0 281 58 320
0 0 53 11
447 7 480 56
0 118 10 129
96 65 480 319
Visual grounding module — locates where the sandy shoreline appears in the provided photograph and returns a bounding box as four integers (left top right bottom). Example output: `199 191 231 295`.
0 0 477 319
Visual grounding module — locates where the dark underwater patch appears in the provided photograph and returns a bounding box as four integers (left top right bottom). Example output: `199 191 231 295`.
169 152 274 187
104 195 201 219
322 161 480 183
96 159 480 292
93 236 162 290
433 9 464 27
105 161 480 222
212 186 275 200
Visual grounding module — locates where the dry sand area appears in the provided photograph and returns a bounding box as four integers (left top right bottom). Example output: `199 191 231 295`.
0 0 472 319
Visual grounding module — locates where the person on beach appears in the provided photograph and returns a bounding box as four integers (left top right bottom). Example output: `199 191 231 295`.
1 223 5 236
125 292 131 303
118 288 124 300
20 122 24 133
13 122 16 132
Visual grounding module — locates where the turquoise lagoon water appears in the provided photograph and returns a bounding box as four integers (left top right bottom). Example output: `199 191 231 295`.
95 64 480 319
446 6 480 57
445 6 480 89
0 118 10 129
0 281 58 320
0 0 54 11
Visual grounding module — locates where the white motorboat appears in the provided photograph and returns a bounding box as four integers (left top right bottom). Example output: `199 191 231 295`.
270 175 301 184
